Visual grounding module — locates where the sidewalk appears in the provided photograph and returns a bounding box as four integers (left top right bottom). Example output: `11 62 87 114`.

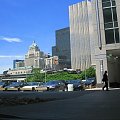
86 87 120 91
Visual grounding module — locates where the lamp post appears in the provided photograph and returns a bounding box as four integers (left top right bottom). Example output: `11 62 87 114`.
44 57 47 83
84 58 87 80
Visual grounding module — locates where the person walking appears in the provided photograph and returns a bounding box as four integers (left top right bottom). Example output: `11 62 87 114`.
102 71 109 91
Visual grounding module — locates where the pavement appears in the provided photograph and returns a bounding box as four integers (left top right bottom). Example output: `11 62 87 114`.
0 88 120 120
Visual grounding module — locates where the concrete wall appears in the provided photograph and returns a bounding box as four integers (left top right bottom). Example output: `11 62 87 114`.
91 0 108 84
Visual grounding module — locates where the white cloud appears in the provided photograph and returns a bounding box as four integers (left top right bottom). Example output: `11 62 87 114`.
0 36 22 42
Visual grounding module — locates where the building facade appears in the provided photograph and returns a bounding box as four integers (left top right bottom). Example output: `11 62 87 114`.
69 0 120 86
52 27 71 69
69 1 93 71
45 56 58 70
92 0 120 85
13 60 24 69
24 41 45 69
7 67 32 75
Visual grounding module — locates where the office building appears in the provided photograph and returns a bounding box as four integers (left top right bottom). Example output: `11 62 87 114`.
45 56 58 70
52 27 71 69
69 0 93 71
92 0 120 85
69 0 120 86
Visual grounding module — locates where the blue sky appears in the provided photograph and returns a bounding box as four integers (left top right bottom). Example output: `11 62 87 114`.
0 0 83 73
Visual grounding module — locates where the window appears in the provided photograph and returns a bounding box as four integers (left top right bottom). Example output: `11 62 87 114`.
103 8 112 23
102 0 120 44
105 29 114 44
105 28 120 44
113 7 117 21
102 2 111 8
115 29 120 43
112 1 116 6
114 21 118 27
102 0 110 2
104 22 113 29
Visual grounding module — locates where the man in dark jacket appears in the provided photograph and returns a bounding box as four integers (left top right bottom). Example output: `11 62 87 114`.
102 71 109 91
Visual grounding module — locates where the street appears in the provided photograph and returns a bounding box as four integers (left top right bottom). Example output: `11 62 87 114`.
0 89 120 120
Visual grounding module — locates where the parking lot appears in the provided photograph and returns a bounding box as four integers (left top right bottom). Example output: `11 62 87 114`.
0 78 95 92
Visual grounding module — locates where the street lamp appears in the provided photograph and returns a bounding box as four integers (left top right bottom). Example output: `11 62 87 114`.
83 58 87 80
45 64 46 83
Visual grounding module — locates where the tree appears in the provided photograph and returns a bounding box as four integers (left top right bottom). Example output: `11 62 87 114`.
79 67 96 79
26 68 44 82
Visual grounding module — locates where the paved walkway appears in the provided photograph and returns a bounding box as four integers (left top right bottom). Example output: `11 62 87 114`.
0 89 120 120
86 87 120 91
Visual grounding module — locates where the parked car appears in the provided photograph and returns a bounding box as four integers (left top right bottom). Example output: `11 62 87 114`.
22 82 40 89
42 80 65 91
5 82 24 88
0 81 8 88
65 79 83 91
82 77 96 86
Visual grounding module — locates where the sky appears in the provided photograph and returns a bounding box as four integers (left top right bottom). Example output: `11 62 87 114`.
0 0 84 73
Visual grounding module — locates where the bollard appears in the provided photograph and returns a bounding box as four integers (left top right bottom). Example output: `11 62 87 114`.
67 84 73 91
89 85 92 89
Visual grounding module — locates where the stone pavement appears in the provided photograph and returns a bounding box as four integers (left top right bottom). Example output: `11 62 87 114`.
0 89 120 120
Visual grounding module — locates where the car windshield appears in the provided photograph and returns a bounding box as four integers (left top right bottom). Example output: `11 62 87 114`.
26 82 39 86
45 81 59 85
67 80 81 84
9 82 22 86
88 77 95 80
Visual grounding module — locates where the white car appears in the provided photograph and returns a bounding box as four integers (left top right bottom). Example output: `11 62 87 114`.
22 82 40 89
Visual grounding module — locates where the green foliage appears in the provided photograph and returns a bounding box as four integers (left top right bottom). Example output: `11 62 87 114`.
26 68 45 82
26 67 96 82
79 67 96 79
46 71 80 81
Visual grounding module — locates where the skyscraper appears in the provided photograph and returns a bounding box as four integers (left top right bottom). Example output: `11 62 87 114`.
69 0 93 71
52 27 71 69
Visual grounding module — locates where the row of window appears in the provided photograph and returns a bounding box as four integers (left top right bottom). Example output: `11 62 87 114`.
103 7 117 28
102 0 116 8
102 0 120 44
10 71 32 75
105 28 119 44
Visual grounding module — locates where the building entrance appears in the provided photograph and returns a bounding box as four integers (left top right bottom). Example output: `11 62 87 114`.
107 49 120 87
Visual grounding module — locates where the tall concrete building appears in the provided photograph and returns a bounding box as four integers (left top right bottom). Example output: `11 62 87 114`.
24 41 45 69
69 0 93 71
69 0 120 86
45 56 58 70
52 27 71 69
92 0 120 85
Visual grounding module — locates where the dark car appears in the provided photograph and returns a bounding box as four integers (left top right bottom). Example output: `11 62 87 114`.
0 81 8 88
66 79 83 91
43 80 65 91
5 82 24 88
82 77 96 86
